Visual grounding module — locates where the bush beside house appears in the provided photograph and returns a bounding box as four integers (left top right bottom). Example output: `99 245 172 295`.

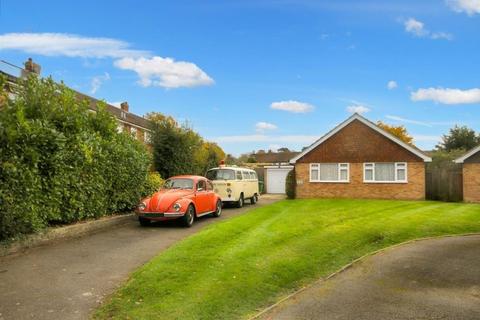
0 75 153 241
285 169 296 199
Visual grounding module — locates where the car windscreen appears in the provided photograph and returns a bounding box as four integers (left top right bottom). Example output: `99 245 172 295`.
206 169 235 181
164 178 194 190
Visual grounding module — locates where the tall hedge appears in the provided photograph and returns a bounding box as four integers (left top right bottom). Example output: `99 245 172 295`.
0 75 151 241
285 169 296 199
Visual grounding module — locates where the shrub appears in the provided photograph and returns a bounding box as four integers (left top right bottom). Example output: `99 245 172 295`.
285 169 296 199
142 172 164 198
0 75 151 241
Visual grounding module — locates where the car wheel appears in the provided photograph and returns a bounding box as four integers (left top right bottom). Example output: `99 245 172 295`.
182 205 195 227
212 200 222 217
139 217 150 227
250 194 258 205
236 194 244 208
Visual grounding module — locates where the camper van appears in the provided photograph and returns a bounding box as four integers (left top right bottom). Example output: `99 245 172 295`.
206 165 259 208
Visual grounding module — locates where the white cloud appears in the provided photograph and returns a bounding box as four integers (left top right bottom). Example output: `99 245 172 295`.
412 135 441 143
346 104 370 114
114 56 214 89
270 100 314 113
411 87 480 104
386 115 432 127
213 134 318 144
0 33 147 58
255 122 278 132
446 0 480 15
387 80 398 90
404 18 453 40
90 72 110 94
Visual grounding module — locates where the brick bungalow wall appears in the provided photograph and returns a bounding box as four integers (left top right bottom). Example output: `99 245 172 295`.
295 119 426 200
463 151 480 203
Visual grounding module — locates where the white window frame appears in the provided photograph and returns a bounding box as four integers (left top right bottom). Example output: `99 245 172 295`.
309 163 350 183
363 162 408 183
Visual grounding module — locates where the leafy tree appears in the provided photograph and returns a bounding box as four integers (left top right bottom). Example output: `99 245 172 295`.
377 121 414 145
436 125 480 152
147 112 226 177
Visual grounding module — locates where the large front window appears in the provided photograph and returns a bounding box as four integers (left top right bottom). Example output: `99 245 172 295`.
364 163 407 183
206 169 235 181
310 163 349 182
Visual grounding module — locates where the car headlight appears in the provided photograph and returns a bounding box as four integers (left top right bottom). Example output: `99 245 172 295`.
138 202 147 211
173 203 182 212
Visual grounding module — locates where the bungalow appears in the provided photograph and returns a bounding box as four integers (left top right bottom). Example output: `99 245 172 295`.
290 113 432 200
455 146 480 203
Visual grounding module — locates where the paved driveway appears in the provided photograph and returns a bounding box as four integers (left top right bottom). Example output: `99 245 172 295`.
0 197 281 320
261 235 480 320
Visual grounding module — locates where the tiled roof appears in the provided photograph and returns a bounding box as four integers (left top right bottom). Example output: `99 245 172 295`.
254 151 300 164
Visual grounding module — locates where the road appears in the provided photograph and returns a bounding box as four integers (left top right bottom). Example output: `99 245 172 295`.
0 197 281 320
261 235 480 320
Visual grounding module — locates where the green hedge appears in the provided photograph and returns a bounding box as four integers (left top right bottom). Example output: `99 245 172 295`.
285 169 296 199
0 75 152 241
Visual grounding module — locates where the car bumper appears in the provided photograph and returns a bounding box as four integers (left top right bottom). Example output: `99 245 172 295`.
136 212 184 220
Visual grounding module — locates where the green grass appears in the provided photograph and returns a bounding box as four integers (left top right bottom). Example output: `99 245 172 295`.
94 199 480 320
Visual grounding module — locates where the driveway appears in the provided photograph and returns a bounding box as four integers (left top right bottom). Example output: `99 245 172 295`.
0 197 281 320
260 235 480 320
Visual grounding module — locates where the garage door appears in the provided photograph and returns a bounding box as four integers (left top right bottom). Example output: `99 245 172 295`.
266 167 293 194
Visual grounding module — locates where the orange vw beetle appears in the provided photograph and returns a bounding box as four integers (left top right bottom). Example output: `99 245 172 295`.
136 175 222 227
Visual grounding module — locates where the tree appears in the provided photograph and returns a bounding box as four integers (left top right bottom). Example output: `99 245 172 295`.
436 125 479 152
377 121 414 145
146 112 226 177
278 147 290 153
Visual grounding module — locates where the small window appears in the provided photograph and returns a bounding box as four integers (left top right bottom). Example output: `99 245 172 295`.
131 127 137 138
364 162 408 183
252 172 258 180
117 124 123 133
144 131 152 143
236 171 243 180
197 180 206 191
310 163 349 183
242 171 251 180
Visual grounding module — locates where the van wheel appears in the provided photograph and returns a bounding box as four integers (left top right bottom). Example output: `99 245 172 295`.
212 200 222 217
182 205 195 227
250 194 258 205
236 194 244 208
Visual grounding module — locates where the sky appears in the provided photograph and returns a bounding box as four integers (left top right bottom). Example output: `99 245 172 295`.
1 0 479 155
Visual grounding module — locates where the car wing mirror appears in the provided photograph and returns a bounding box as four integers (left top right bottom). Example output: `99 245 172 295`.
197 188 204 192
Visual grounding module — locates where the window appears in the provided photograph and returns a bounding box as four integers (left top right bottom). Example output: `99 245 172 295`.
131 127 137 138
236 171 243 180
364 162 408 183
144 131 152 143
206 181 213 191
206 169 235 181
310 163 349 183
117 124 123 133
242 171 250 180
197 180 206 191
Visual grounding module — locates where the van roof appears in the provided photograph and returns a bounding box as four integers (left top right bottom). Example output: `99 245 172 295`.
208 166 255 172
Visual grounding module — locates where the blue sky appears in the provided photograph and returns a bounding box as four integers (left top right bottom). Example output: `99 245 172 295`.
1 0 479 155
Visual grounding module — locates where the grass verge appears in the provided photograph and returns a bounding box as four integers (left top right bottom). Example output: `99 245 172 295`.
94 199 480 319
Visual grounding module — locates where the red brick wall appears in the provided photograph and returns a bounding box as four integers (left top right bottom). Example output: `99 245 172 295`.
295 162 425 200
297 120 424 163
463 163 480 203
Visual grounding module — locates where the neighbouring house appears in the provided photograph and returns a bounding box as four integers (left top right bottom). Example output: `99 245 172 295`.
253 150 299 194
455 146 480 203
1 59 152 145
290 113 432 200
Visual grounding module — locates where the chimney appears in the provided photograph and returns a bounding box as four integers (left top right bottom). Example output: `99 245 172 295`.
24 58 41 75
120 102 129 112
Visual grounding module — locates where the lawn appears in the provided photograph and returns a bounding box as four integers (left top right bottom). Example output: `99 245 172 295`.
95 199 480 320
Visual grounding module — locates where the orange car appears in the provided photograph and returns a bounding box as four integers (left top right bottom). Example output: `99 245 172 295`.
136 175 222 227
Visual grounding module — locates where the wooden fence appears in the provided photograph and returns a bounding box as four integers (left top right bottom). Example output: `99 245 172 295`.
425 164 463 202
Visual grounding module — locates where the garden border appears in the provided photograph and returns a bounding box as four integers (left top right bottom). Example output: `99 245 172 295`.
0 213 135 257
248 232 480 320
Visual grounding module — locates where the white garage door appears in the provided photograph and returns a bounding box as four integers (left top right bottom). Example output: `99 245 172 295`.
266 167 293 194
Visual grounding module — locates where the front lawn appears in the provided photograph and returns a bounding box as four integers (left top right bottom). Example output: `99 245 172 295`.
95 199 480 320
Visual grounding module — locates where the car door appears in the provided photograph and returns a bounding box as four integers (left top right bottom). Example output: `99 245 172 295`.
205 180 216 211
195 179 209 213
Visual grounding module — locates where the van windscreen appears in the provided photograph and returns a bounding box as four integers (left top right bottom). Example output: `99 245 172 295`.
206 169 235 181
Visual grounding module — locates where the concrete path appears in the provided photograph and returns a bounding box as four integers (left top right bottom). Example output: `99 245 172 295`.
261 235 480 320
0 197 280 320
